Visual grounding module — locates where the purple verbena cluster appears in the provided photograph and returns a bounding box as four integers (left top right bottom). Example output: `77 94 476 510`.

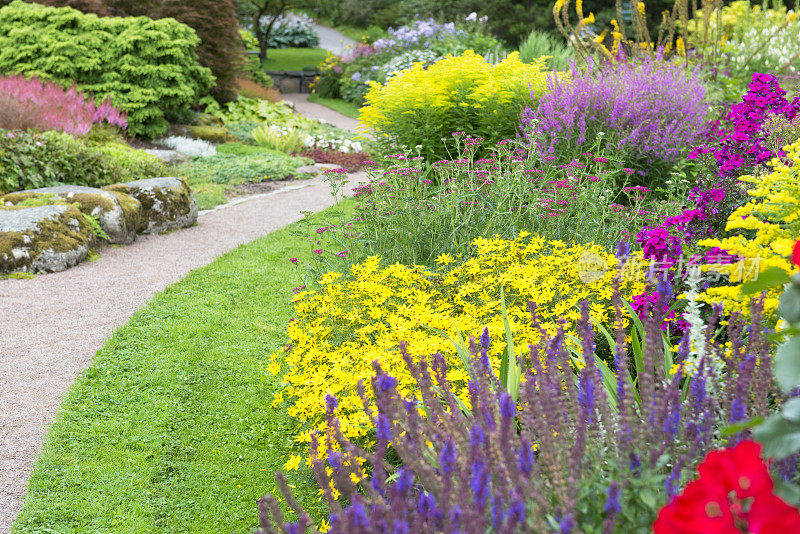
257 293 778 533
692 73 800 176
520 55 707 165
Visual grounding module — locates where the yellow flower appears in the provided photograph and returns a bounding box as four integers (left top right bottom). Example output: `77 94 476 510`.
271 235 641 442
700 140 800 319
283 455 303 471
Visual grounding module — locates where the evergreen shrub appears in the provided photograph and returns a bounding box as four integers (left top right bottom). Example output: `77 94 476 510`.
0 1 214 138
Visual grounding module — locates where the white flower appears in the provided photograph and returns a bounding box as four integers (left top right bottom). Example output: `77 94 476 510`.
161 136 216 158
465 12 478 22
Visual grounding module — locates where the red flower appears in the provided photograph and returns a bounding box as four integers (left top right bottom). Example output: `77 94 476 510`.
792 239 800 268
654 441 800 533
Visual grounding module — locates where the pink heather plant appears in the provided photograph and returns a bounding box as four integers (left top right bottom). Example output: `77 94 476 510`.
0 74 127 136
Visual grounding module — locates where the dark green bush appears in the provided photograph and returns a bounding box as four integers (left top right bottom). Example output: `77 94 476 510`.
0 1 214 138
0 129 164 194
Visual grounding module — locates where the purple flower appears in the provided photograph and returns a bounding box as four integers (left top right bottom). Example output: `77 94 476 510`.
325 393 338 414
346 501 368 528
376 373 397 394
439 439 457 476
376 414 392 442
480 327 490 350
604 482 621 514
522 55 707 164
615 240 630 260
328 450 341 470
518 439 534 476
470 460 490 506
499 392 516 419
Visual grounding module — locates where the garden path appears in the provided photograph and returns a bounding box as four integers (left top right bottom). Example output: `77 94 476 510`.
0 97 365 530
310 23 356 56
282 92 361 133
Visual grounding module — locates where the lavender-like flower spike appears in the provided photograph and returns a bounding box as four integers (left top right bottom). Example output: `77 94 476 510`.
325 394 338 415
480 327 490 350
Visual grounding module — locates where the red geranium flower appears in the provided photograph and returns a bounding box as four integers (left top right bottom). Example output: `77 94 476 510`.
654 441 800 533
792 239 800 268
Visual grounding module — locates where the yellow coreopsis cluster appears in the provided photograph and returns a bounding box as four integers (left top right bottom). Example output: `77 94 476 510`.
699 140 800 317
270 234 645 442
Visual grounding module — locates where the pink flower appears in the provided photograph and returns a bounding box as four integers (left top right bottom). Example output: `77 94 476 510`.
313 249 322 254
290 258 298 264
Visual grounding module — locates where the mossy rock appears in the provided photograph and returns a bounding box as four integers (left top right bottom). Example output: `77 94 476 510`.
0 204 94 274
187 125 236 144
103 177 198 234
1 185 142 245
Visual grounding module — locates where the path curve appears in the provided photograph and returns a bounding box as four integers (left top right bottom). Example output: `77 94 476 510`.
311 23 356 56
282 93 361 133
0 97 364 531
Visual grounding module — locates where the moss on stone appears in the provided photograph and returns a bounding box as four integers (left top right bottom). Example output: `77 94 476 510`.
188 125 235 143
0 230 25 258
33 210 93 255
0 205 93 273
66 193 117 214
105 179 194 234
107 191 142 234
1 192 40 205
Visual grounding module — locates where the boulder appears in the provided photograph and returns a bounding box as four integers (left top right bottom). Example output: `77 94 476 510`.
0 205 93 274
144 149 189 166
1 185 141 245
103 177 198 234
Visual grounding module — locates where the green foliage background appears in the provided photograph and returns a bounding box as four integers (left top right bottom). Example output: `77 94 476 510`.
0 129 165 194
0 1 214 138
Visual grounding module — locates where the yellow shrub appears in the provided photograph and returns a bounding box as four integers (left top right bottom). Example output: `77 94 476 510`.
358 51 550 160
699 140 800 317
270 234 644 442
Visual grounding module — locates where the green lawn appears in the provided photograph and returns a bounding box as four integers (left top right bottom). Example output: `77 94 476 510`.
262 48 328 71
13 201 353 533
306 94 361 119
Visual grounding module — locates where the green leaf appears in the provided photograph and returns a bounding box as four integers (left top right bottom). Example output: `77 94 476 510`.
753 414 800 459
783 398 800 423
500 286 520 401
780 285 800 324
741 266 790 295
774 336 800 394
499 346 509 389
720 416 764 436
774 479 800 506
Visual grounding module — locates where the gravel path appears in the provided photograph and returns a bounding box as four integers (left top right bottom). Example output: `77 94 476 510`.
311 23 356 56
0 95 365 531
282 93 361 133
